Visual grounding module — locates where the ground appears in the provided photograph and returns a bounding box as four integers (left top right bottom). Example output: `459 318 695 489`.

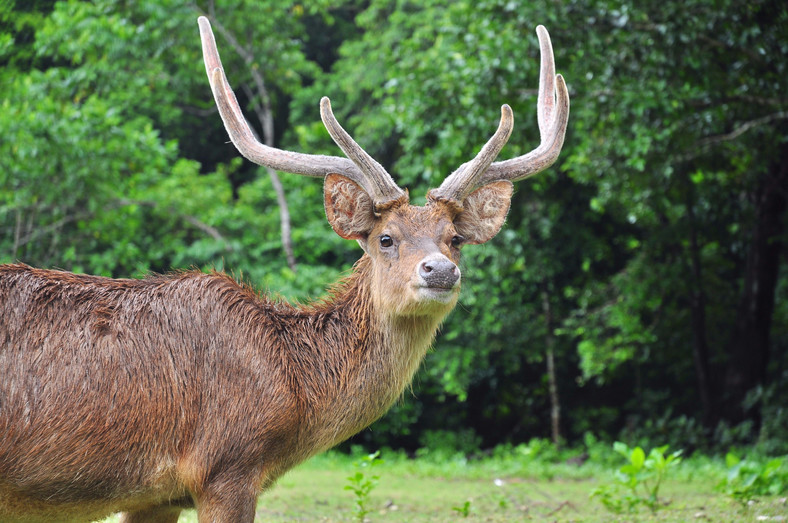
97 450 787 522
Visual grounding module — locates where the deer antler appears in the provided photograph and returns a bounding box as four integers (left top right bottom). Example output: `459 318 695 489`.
430 25 570 203
198 16 406 208
319 97 406 208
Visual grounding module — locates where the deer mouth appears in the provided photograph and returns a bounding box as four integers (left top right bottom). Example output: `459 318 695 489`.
415 283 460 303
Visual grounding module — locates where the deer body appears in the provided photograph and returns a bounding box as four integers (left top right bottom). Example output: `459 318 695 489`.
0 16 568 522
0 255 444 522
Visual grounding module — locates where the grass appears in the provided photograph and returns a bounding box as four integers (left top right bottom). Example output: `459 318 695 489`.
100 449 788 522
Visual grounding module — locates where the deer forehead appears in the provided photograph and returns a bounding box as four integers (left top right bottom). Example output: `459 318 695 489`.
375 204 457 241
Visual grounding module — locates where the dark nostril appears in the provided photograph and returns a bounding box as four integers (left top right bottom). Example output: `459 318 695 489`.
419 259 459 287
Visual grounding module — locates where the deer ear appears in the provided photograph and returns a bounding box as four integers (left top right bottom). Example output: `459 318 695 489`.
454 180 513 244
324 173 376 240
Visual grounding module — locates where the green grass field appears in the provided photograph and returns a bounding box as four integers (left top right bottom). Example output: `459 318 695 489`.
99 449 787 522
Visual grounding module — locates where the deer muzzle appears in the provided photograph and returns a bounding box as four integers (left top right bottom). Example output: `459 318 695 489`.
417 254 460 292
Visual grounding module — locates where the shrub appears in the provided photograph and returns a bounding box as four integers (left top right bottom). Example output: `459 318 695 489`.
591 442 682 513
722 452 788 504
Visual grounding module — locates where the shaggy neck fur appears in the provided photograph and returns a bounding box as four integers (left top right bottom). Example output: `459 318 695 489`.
285 254 450 455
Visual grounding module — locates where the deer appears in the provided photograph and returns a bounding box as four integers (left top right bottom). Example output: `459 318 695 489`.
0 15 568 523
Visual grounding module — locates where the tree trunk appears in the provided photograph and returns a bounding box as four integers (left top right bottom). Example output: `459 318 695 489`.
541 284 561 447
212 17 298 272
240 83 298 273
724 142 788 424
683 173 715 427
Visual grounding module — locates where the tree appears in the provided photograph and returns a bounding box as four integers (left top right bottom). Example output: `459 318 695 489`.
555 0 788 432
1 0 338 287
3 0 786 451
292 0 788 447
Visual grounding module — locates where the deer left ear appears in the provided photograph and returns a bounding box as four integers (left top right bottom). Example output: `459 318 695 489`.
454 181 514 244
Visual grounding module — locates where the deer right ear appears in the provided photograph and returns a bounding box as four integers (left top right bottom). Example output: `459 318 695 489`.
324 173 377 240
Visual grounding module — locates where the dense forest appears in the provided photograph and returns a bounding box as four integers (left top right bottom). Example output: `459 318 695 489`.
2 0 786 455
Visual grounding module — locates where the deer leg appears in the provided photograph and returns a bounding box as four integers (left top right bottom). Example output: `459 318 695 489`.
119 505 182 523
195 484 257 523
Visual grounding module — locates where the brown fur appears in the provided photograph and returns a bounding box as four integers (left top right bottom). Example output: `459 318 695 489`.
0 179 512 522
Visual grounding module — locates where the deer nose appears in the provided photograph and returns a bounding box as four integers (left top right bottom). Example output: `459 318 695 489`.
418 258 460 289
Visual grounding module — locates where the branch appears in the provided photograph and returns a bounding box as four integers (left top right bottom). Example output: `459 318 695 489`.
182 214 226 243
14 199 229 250
696 111 788 148
116 198 230 246
732 94 788 108
696 34 764 63
686 94 788 110
676 111 788 163
13 210 85 251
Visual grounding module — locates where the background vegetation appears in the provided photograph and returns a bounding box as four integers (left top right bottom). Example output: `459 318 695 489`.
2 0 787 460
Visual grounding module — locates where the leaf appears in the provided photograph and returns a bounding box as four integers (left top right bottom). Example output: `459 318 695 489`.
613 441 630 457
629 447 646 470
619 464 640 476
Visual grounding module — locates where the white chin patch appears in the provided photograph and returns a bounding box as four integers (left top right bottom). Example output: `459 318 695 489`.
416 286 458 304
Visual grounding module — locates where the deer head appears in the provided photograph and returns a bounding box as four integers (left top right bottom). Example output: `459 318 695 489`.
197 16 569 318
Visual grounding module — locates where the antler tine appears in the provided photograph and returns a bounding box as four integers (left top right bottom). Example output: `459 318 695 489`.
197 17 377 191
429 105 514 203
479 26 570 186
320 97 406 208
431 25 570 202
536 25 556 137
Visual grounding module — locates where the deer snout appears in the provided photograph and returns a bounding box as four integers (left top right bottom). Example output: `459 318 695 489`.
418 256 460 289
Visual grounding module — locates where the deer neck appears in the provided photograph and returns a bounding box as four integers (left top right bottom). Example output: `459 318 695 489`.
299 254 449 452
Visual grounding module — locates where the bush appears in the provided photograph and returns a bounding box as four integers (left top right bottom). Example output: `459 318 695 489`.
416 429 481 460
591 442 683 514
721 453 788 504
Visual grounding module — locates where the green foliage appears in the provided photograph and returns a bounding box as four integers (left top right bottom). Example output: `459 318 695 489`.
290 0 788 450
415 429 482 461
97 449 788 521
721 453 788 504
3 0 788 453
591 442 682 513
344 450 384 522
1 0 336 286
618 408 708 454
748 380 788 455
582 432 623 468
513 438 565 464
451 499 472 518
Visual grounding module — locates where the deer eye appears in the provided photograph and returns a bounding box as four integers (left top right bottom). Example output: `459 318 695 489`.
380 235 394 248
451 235 465 248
